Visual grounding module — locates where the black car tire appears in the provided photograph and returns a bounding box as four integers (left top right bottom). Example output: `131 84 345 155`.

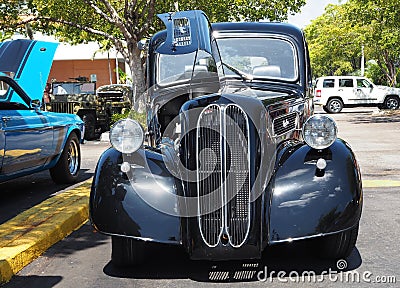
50 132 81 184
83 113 96 140
384 96 400 110
325 98 343 113
317 223 359 259
111 236 145 267
322 106 330 113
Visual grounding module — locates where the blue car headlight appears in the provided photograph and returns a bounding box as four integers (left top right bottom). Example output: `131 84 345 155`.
302 115 337 150
110 119 144 153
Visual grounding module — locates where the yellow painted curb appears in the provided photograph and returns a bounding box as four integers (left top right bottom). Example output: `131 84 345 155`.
0 180 92 284
363 179 400 188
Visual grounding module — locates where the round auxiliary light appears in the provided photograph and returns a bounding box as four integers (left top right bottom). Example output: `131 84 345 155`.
109 118 144 153
302 115 337 150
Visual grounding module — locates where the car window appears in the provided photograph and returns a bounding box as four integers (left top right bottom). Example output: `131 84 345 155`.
157 50 217 86
357 79 371 88
0 79 10 99
339 79 354 88
322 79 335 88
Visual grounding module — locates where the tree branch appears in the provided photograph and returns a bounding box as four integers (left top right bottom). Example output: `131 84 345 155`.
27 16 129 61
82 0 133 40
97 0 133 40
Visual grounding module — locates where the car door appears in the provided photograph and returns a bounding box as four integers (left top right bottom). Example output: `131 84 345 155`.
1 108 54 175
355 78 375 103
0 106 54 176
337 78 356 104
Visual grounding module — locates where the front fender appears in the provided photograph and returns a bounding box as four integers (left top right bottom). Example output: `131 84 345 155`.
89 147 181 244
268 139 363 244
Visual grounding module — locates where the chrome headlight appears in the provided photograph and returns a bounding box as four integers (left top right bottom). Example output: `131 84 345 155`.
302 115 337 150
110 119 144 153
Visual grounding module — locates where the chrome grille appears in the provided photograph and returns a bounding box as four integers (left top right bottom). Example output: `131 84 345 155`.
196 104 250 248
49 102 76 114
225 105 250 247
197 105 223 247
273 112 298 136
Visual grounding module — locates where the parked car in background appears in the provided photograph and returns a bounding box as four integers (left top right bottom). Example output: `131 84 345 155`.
46 79 99 140
314 75 400 113
96 83 133 115
46 81 133 140
90 10 363 266
0 39 84 184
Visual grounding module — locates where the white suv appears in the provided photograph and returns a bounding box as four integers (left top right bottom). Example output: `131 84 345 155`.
314 76 400 113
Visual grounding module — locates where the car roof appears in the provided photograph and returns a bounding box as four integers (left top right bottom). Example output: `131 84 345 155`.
317 76 365 79
211 22 303 41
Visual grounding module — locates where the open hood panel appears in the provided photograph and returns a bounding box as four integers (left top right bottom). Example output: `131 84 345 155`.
0 39 58 102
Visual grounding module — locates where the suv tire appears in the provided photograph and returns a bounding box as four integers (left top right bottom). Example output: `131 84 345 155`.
325 98 343 113
384 96 399 110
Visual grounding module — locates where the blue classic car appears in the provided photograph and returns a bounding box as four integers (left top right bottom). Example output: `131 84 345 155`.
0 39 84 184
90 10 362 266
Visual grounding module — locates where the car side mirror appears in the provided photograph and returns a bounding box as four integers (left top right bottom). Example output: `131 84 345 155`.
31 99 41 112
369 84 374 89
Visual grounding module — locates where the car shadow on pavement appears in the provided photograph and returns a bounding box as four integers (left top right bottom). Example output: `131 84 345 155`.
2 276 63 288
0 169 93 225
103 240 362 283
350 113 400 124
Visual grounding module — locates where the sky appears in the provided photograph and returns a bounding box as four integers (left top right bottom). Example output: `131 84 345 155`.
288 0 346 29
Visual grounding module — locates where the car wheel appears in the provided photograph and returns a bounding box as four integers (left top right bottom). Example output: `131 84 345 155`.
83 113 96 140
322 106 330 113
326 98 343 113
50 132 81 184
384 96 399 110
316 223 359 259
111 236 145 267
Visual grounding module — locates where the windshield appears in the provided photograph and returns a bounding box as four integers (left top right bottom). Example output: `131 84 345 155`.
52 82 96 95
157 50 217 86
216 37 298 82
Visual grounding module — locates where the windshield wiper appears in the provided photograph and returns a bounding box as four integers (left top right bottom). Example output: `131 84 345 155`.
222 62 253 82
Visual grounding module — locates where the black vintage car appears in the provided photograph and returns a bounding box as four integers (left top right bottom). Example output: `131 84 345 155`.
90 10 362 266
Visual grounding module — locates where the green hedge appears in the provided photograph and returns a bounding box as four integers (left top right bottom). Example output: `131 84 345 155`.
110 109 147 129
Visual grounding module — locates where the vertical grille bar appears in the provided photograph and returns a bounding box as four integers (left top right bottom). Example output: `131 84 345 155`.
197 105 223 247
50 102 76 114
196 104 251 248
225 104 250 247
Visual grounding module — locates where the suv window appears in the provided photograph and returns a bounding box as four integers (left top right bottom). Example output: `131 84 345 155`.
357 79 372 88
322 79 335 88
339 79 354 88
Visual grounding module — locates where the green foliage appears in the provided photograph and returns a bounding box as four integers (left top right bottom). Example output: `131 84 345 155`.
111 109 147 129
365 61 387 85
305 0 400 87
114 67 132 84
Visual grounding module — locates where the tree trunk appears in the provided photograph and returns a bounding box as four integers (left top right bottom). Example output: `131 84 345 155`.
127 44 146 108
